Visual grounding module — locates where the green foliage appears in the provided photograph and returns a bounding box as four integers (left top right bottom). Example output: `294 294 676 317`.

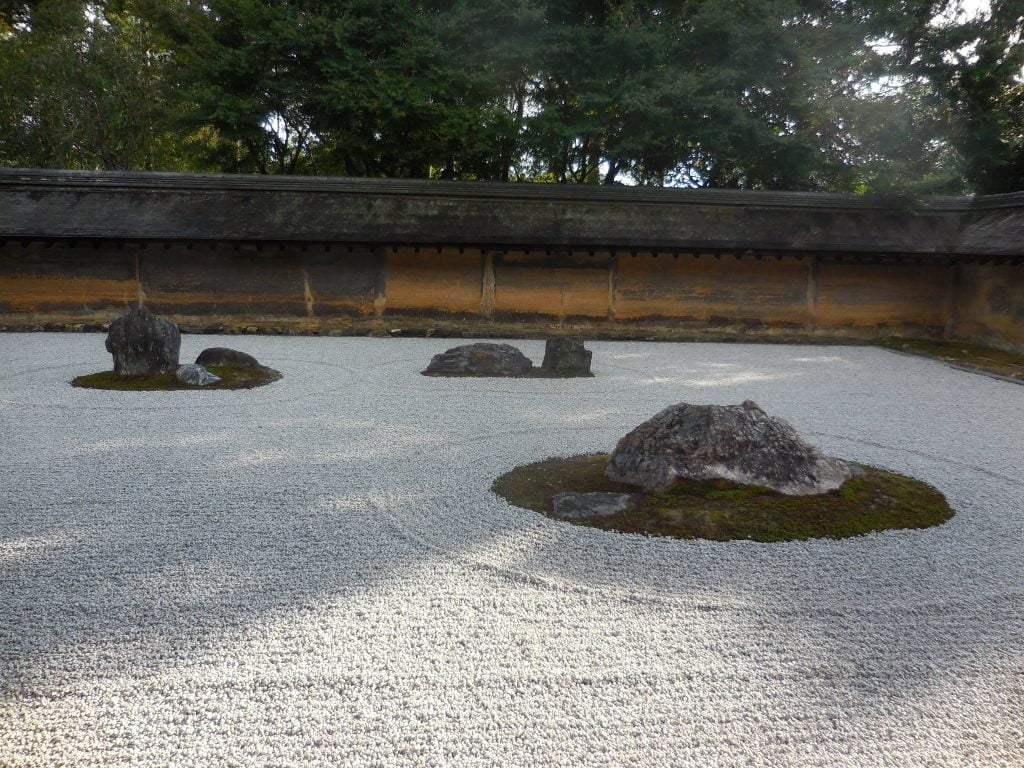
914 0 1024 194
2 0 1022 192
0 0 192 170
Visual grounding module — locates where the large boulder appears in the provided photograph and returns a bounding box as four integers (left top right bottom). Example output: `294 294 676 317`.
195 347 264 370
541 337 593 375
606 400 851 496
105 306 180 375
423 343 533 376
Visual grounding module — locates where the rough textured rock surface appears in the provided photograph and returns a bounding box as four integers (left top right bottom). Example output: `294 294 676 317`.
552 492 633 520
104 306 180 375
175 364 220 386
541 337 593 375
423 343 533 377
606 400 851 495
196 347 264 370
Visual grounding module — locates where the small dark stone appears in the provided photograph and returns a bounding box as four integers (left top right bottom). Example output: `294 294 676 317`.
606 400 851 495
423 342 533 376
195 347 264 370
552 492 634 520
175 364 220 386
105 306 180 375
541 337 593 374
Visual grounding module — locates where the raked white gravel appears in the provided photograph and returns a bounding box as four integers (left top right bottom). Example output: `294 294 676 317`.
1 333 1022 767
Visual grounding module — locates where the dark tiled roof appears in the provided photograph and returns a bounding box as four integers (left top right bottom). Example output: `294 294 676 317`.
1 168 1021 257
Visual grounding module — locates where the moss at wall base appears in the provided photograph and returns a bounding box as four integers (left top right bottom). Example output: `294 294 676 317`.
0 311 956 345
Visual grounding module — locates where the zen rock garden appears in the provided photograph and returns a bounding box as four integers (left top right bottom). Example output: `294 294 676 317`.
72 306 281 391
423 337 593 377
493 399 952 542
74 314 953 542
11 325 1013 768
73 312 952 543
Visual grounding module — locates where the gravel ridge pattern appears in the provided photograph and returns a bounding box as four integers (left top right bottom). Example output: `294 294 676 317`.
1 334 1022 767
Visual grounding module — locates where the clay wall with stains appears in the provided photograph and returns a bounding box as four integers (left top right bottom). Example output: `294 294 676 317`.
953 263 1024 352
2 169 1021 349
5 240 1019 350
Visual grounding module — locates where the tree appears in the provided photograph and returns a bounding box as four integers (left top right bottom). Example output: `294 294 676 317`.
916 0 1024 193
154 0 539 178
2 0 1021 193
526 0 862 188
0 0 189 170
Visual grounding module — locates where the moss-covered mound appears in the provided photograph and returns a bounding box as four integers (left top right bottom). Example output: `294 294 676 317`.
72 364 282 391
879 339 1024 381
492 453 953 542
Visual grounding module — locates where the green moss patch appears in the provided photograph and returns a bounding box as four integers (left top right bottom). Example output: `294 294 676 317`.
71 364 282 391
878 339 1024 381
492 453 953 542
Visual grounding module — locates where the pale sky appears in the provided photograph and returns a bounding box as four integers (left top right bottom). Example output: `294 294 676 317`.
944 0 992 23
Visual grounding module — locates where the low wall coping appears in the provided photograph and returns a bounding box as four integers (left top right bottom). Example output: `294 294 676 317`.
2 168 1022 257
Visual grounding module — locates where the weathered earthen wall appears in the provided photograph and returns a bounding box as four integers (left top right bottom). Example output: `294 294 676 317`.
0 242 138 316
493 251 611 321
6 240 1012 347
614 253 809 327
953 263 1024 352
385 248 482 318
2 169 1021 348
813 262 950 336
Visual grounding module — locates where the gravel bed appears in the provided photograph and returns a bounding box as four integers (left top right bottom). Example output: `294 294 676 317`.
1 334 1022 767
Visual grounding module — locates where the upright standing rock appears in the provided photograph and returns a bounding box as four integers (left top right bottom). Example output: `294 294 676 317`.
105 306 181 375
541 337 593 375
606 400 851 495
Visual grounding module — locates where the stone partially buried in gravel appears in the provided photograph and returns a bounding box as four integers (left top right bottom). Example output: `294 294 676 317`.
195 347 265 370
423 342 533 376
606 399 851 495
105 306 180 375
175 363 220 386
552 492 634 520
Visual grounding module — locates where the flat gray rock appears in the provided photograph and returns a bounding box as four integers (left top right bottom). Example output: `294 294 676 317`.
104 306 180 375
606 399 852 495
552 492 634 520
423 343 533 376
175 364 220 386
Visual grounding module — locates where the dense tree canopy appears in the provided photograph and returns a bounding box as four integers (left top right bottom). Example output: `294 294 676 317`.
1 0 1021 192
